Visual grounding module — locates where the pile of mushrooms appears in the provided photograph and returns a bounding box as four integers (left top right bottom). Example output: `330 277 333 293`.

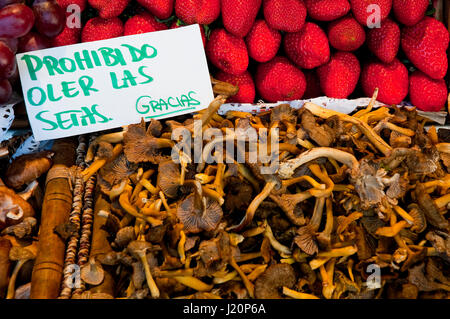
1 85 450 299
61 88 449 300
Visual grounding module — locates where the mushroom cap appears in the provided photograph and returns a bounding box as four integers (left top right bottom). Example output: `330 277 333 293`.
114 226 136 248
254 263 296 299
294 224 318 255
9 245 36 261
80 258 105 286
157 160 181 199
98 154 137 194
127 240 153 259
123 120 168 164
5 151 54 189
300 108 335 147
270 104 296 123
177 194 223 234
96 141 114 159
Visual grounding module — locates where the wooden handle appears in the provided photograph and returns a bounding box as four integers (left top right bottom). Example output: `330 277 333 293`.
30 138 76 299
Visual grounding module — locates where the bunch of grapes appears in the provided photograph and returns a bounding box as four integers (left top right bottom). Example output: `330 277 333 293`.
0 0 65 103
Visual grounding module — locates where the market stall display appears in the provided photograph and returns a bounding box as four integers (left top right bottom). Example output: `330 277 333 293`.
0 0 449 300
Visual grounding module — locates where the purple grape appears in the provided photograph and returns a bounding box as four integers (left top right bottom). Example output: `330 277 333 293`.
33 0 65 38
19 32 50 52
0 4 35 38
0 41 15 79
0 78 12 104
0 37 18 53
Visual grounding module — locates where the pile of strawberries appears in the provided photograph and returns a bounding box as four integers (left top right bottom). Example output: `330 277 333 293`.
9 0 450 112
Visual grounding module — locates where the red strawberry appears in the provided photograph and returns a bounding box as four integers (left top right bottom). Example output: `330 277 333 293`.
222 0 261 38
361 58 408 105
137 0 174 19
245 19 281 63
402 17 449 52
206 28 249 75
81 17 124 42
171 21 206 46
317 51 360 99
401 17 449 79
263 0 307 33
409 70 448 112
51 24 81 47
174 0 220 25
350 0 392 26
327 15 365 52
367 18 399 63
303 69 322 99
56 0 87 11
284 22 330 69
255 56 306 102
393 0 428 26
88 0 130 19
304 0 350 21
216 71 256 103
124 12 168 36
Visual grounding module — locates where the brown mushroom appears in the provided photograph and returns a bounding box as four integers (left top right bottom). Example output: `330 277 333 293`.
254 263 296 299
177 191 223 234
127 240 160 298
123 119 174 164
0 186 35 231
80 257 105 286
6 243 37 299
5 151 54 189
270 104 297 139
299 108 335 147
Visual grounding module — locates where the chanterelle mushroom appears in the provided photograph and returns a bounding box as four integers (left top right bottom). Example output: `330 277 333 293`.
177 191 223 234
254 263 296 299
123 119 174 164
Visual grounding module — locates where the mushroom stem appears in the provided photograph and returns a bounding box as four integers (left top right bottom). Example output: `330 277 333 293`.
6 259 26 299
201 187 224 205
436 143 450 154
308 164 334 198
235 252 262 263
278 147 359 180
316 246 357 258
375 221 409 237
237 163 260 192
119 187 163 227
264 222 292 256
297 137 315 150
195 174 215 184
212 163 226 197
228 180 278 232
317 198 334 248
247 265 268 282
310 197 326 231
131 169 154 203
304 102 392 155
309 257 331 270
85 131 126 162
139 178 159 195
201 95 227 128
226 111 253 119
434 193 450 209
282 175 325 189
393 206 415 224
282 287 320 299
17 180 39 200
213 271 238 284
137 252 159 298
382 122 415 137
353 88 379 118
82 144 123 182
178 231 186 264
230 256 255 298
173 276 213 292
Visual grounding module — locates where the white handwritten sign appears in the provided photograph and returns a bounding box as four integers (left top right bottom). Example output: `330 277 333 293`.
16 25 214 141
